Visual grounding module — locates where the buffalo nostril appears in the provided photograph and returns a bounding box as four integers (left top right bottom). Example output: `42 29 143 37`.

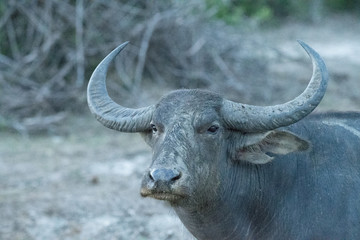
148 170 154 181
171 171 181 181
149 168 181 183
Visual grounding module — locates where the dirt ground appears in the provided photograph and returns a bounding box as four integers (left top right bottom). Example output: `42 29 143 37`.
1 14 360 240
0 116 193 240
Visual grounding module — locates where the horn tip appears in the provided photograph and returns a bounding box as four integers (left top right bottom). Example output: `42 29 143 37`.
115 41 130 52
297 40 311 53
296 40 320 59
296 39 306 46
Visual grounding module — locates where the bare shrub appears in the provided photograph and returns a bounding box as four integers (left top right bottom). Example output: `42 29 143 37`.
0 0 269 134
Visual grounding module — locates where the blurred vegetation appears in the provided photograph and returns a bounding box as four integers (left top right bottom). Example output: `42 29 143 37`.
206 0 360 24
0 0 357 134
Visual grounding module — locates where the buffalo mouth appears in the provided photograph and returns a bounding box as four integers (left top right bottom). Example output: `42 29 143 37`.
140 188 186 202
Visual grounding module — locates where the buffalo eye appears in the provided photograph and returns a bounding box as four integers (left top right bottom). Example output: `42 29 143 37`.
207 125 219 134
151 124 158 134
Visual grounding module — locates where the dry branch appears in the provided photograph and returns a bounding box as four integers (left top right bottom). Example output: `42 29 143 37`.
0 0 269 134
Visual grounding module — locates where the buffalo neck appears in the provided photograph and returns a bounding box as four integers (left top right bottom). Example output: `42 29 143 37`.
173 156 299 240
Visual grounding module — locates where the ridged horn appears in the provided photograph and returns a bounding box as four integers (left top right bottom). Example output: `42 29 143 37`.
87 42 155 132
222 41 328 132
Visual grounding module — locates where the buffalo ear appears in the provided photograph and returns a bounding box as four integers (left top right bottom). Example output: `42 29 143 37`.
232 130 309 164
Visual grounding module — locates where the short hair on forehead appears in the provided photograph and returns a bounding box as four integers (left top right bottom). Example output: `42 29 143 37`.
154 89 223 125
157 89 222 109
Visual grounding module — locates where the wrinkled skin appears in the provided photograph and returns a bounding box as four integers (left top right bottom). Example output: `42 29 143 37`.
137 90 360 240
141 90 224 206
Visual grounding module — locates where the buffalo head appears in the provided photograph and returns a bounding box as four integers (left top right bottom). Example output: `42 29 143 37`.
87 41 328 206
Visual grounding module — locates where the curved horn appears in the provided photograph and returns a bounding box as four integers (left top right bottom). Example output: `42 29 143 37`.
87 42 155 132
222 41 328 132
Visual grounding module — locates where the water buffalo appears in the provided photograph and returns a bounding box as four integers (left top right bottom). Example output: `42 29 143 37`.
87 41 360 239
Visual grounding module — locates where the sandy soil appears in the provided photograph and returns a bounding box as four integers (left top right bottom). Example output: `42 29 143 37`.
0 116 194 240
1 14 359 240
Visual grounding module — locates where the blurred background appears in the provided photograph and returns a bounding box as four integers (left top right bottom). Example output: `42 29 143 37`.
0 0 359 239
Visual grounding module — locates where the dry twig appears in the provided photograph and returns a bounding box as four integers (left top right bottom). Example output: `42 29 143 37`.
0 0 268 134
